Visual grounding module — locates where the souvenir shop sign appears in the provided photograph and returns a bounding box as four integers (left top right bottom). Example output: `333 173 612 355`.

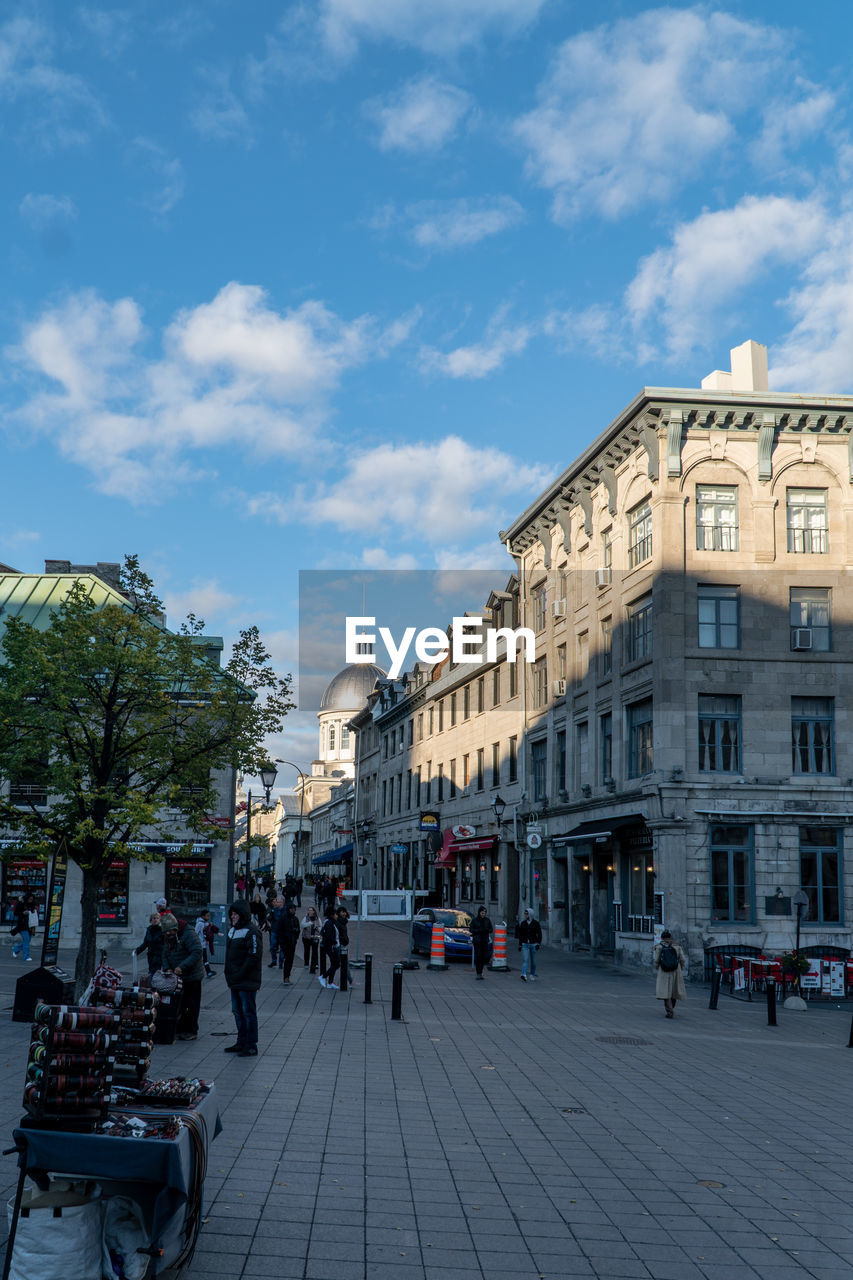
40 846 68 968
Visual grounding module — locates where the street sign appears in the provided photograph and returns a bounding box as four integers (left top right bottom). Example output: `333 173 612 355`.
390 843 408 854
527 832 542 849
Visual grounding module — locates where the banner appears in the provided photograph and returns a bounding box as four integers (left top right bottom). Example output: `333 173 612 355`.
40 845 68 969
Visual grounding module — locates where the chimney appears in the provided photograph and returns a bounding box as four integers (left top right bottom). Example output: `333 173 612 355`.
44 560 72 574
701 340 768 394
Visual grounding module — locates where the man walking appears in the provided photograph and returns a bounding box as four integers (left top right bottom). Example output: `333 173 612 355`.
267 895 286 968
471 906 493 980
514 909 542 982
276 902 301 985
224 901 263 1056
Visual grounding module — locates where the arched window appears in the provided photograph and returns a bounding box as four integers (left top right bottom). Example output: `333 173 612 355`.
329 724 336 750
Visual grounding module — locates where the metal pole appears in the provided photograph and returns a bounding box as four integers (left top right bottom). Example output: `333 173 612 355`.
766 978 777 1027
709 968 721 1010
391 963 403 1020
227 764 237 900
340 947 349 993
245 790 252 897
364 953 373 1004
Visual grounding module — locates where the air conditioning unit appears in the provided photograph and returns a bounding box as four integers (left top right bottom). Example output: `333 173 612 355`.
596 567 612 588
552 599 567 618
793 627 813 650
553 679 567 696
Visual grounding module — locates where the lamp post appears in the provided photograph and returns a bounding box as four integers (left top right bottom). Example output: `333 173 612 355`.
352 817 373 965
793 888 809 955
274 759 307 880
243 762 278 896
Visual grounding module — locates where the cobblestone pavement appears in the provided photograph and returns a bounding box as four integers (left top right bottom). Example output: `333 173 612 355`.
0 925 852 1279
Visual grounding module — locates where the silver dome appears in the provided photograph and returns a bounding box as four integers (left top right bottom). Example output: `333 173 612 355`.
319 663 386 712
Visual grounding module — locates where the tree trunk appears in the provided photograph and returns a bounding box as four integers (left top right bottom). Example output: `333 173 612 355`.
74 867 102 1000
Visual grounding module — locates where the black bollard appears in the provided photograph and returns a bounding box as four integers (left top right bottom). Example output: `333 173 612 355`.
766 978 777 1027
709 968 721 1010
340 949 348 993
391 963 403 1021
364 953 373 1004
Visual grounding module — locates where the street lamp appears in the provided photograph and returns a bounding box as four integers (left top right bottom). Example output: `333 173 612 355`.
243 761 278 895
793 888 809 955
492 794 507 825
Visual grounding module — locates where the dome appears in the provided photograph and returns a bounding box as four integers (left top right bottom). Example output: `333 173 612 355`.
319 663 386 712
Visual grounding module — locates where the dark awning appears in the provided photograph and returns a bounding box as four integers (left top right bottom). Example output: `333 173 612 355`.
553 815 647 848
312 842 353 866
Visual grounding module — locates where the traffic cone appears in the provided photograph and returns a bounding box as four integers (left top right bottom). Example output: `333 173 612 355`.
489 922 509 971
427 923 447 971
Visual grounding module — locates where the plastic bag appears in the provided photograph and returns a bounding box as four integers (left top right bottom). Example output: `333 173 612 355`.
7 1181 102 1280
102 1196 149 1280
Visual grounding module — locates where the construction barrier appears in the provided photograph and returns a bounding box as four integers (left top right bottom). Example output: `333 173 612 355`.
489 922 509 971
426 923 447 971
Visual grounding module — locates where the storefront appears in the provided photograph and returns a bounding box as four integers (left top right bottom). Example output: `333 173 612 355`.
165 856 213 918
1 844 48 924
97 859 129 926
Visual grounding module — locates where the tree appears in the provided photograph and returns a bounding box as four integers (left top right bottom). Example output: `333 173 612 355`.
0 556 293 995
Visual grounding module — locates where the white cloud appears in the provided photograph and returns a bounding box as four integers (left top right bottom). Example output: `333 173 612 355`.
514 9 829 222
319 0 546 58
407 196 524 250
78 8 134 58
770 215 853 392
363 76 472 153
19 193 76 230
625 195 826 358
6 284 410 500
361 547 420 569
164 581 241 626
420 307 532 378
259 435 551 550
128 139 184 215
0 16 106 147
189 67 251 141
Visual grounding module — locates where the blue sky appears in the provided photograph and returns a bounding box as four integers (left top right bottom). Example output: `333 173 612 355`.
1 0 850 774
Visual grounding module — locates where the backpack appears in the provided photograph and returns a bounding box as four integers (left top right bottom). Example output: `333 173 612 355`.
658 943 679 972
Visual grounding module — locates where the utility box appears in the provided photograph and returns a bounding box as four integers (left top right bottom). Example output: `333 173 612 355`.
12 965 75 1023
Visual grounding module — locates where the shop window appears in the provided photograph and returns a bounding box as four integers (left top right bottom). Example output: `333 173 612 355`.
166 857 212 917
2 853 47 924
98 859 129 927
710 825 753 923
799 827 841 924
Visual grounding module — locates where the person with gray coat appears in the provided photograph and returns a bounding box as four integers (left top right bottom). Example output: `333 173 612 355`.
162 913 204 1040
654 930 687 1018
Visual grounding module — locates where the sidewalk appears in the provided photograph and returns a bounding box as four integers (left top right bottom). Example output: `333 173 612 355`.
1 927 852 1279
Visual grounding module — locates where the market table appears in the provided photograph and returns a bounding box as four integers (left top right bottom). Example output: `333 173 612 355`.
5 1084 221 1277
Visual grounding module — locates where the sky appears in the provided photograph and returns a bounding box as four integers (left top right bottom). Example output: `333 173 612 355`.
1 0 851 779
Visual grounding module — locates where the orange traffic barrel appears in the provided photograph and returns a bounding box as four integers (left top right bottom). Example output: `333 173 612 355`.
489 921 509 970
426 922 448 971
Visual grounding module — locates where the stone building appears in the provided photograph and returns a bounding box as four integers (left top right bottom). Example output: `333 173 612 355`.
499 340 853 972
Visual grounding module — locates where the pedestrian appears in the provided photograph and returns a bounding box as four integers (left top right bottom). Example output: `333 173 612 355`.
515 909 543 982
250 890 267 930
10 895 36 962
161 913 204 1041
201 910 219 976
224 901 263 1056
195 909 217 977
236 875 246 897
295 876 303 908
267 896 286 968
301 907 321 971
470 906 493 980
155 895 169 914
335 905 354 989
654 930 687 1018
276 903 301 984
318 908 340 990
135 912 165 974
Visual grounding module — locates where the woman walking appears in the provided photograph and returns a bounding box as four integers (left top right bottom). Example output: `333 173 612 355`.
301 907 321 972
654 930 687 1018
135 912 165 974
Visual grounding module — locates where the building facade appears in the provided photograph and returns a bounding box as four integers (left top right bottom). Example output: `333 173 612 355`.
499 340 853 971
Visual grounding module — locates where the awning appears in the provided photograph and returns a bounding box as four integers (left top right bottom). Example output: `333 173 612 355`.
312 842 353 866
433 851 457 869
553 815 647 848
449 836 497 855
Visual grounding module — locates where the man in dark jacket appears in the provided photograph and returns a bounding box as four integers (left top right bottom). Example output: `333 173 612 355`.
514 909 543 982
275 903 300 985
318 909 340 990
470 907 493 980
162 914 204 1040
224 900 263 1056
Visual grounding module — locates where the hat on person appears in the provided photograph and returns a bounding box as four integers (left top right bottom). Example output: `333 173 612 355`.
155 897 168 908
159 913 179 932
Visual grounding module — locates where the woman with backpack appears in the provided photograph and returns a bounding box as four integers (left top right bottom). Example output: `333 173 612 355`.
654 929 687 1017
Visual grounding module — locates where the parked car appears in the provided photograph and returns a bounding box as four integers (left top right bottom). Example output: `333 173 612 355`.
411 908 492 961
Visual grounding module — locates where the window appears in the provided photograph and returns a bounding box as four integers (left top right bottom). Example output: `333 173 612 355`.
531 740 547 803
574 721 589 788
463 686 470 720
557 644 567 682
600 617 612 676
628 501 652 567
698 694 741 773
533 656 548 709
438 700 444 732
407 720 414 747
600 712 612 784
382 780 388 816
383 734 389 760
696 485 738 551
492 668 501 706
450 694 456 727
406 770 412 809
626 596 652 663
491 743 500 788
533 585 547 632
698 585 739 649
787 488 828 554
449 759 456 799
428 707 434 736
329 724 336 751
790 588 831 651
602 527 612 568
477 677 485 714
490 860 499 902
710 825 753 923
341 725 350 749
627 699 653 778
98 859 129 927
9 754 49 808
800 827 841 924
423 762 431 806
628 848 656 923
509 661 518 698
508 736 518 783
556 730 566 795
437 764 444 802
476 748 484 792
792 697 834 774
463 754 470 788
417 713 424 743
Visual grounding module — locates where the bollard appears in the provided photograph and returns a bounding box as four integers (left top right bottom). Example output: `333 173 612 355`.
709 968 721 1010
391 963 403 1020
340 948 349 993
426 923 447 971
364 953 373 1005
489 922 509 971
766 978 777 1027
